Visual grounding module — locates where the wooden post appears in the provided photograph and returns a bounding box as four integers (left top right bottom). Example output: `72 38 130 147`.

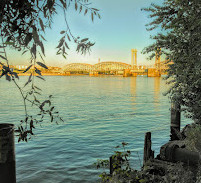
143 132 152 165
170 101 181 141
0 124 16 183
109 156 114 175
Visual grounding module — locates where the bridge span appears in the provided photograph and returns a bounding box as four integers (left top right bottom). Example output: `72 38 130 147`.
62 60 168 77
62 49 170 77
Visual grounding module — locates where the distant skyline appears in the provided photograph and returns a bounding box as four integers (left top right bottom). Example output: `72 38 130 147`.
8 0 162 67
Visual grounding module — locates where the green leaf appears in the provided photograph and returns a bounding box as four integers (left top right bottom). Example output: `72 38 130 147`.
24 33 32 46
84 9 88 15
39 18 45 32
36 62 48 69
91 12 94 22
34 91 41 95
31 44 36 58
62 54 66 59
67 34 71 41
65 42 69 49
39 41 45 56
22 50 28 55
23 65 32 73
35 67 42 75
40 100 51 110
12 72 19 79
81 38 89 42
24 73 32 87
91 8 99 11
5 74 11 81
33 29 40 43
30 120 34 129
75 2 78 10
0 55 7 60
36 75 45 81
57 38 65 48
39 52 45 62
41 35 47 41
62 46 65 54
60 31 65 34
34 86 42 91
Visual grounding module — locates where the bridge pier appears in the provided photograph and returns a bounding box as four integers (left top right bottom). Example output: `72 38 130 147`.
132 73 138 77
89 72 98 77
123 69 132 77
147 68 161 77
64 72 71 76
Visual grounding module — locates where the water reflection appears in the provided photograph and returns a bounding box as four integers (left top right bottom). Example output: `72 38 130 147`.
130 77 137 109
154 77 161 111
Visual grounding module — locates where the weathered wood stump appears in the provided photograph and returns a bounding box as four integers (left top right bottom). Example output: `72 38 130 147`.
170 101 181 141
143 132 154 166
0 124 16 183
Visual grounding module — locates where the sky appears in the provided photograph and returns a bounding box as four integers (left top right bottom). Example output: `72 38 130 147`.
9 0 162 67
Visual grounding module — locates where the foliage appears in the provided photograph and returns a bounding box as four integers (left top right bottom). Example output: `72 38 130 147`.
95 142 197 182
95 142 142 183
185 124 201 152
143 0 201 123
0 0 100 141
111 142 132 176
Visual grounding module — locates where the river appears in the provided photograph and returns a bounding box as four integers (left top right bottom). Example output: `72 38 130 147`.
0 76 190 183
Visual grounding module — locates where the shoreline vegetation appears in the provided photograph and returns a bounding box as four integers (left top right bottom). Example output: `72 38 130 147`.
96 103 201 183
97 123 201 183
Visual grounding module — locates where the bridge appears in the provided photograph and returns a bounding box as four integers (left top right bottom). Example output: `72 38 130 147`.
62 49 170 77
63 61 133 75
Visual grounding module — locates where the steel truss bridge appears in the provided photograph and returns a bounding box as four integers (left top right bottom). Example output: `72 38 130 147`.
62 61 170 76
63 62 132 72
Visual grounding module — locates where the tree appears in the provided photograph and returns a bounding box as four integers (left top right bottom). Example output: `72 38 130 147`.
0 0 100 141
143 0 201 123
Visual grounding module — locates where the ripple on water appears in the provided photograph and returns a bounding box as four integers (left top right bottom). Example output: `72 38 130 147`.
0 76 191 183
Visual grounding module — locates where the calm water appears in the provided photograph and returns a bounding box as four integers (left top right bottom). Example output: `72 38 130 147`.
0 76 190 183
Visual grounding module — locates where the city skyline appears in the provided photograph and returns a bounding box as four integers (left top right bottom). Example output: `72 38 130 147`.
7 0 162 67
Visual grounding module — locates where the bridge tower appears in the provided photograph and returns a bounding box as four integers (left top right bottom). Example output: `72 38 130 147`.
131 49 137 68
155 48 161 70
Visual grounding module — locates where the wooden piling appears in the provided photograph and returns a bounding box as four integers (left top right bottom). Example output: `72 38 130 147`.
110 156 114 175
0 124 16 183
170 102 181 141
143 132 153 165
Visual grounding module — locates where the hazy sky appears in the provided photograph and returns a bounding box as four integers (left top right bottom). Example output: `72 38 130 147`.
9 0 162 67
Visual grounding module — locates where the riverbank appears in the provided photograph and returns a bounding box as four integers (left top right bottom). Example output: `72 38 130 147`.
96 101 201 183
99 123 201 183
17 73 128 77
